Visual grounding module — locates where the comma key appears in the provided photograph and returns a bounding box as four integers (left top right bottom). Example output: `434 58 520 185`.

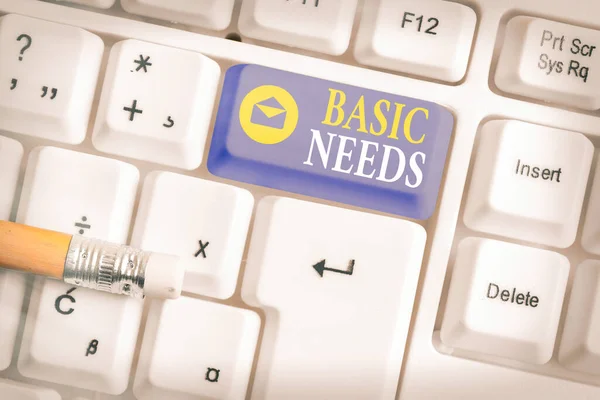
0 14 103 143
208 64 454 220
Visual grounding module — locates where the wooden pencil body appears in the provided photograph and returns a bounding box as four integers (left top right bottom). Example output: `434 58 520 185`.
0 220 70 279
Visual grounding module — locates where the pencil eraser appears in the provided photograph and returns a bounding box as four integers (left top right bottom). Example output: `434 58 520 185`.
143 253 185 299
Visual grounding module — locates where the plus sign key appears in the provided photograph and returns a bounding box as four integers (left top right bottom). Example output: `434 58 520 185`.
92 39 220 169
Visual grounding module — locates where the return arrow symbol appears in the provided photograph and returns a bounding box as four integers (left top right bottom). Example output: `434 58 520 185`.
312 259 355 277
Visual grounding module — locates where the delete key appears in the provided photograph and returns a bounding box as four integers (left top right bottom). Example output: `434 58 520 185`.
208 64 454 220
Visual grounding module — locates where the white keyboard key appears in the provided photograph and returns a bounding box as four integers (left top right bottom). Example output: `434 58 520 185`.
17 147 139 239
496 17 600 110
238 0 358 55
243 197 426 400
582 160 600 255
0 136 24 371
0 378 61 400
0 136 22 220
16 147 141 395
463 120 593 248
0 14 103 144
92 40 219 169
58 0 115 8
440 237 569 364
559 260 600 374
133 297 260 400
121 0 235 30
19 279 143 395
0 270 26 371
131 172 253 299
355 0 476 82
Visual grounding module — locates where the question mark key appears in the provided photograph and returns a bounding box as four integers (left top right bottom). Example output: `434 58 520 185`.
16 33 32 61
0 14 104 144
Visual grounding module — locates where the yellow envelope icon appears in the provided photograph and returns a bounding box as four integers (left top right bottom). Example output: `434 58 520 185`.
251 97 287 129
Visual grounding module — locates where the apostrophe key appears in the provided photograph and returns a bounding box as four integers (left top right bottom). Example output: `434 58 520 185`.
208 64 454 220
0 14 103 143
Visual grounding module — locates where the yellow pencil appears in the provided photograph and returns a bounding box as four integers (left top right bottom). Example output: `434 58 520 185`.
0 220 184 299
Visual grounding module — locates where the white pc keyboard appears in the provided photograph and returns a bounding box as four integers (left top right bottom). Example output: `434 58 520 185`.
2 0 600 399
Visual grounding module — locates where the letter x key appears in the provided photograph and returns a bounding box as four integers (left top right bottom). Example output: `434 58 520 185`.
195 240 209 258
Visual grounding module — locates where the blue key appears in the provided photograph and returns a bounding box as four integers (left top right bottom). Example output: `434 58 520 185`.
208 64 454 220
